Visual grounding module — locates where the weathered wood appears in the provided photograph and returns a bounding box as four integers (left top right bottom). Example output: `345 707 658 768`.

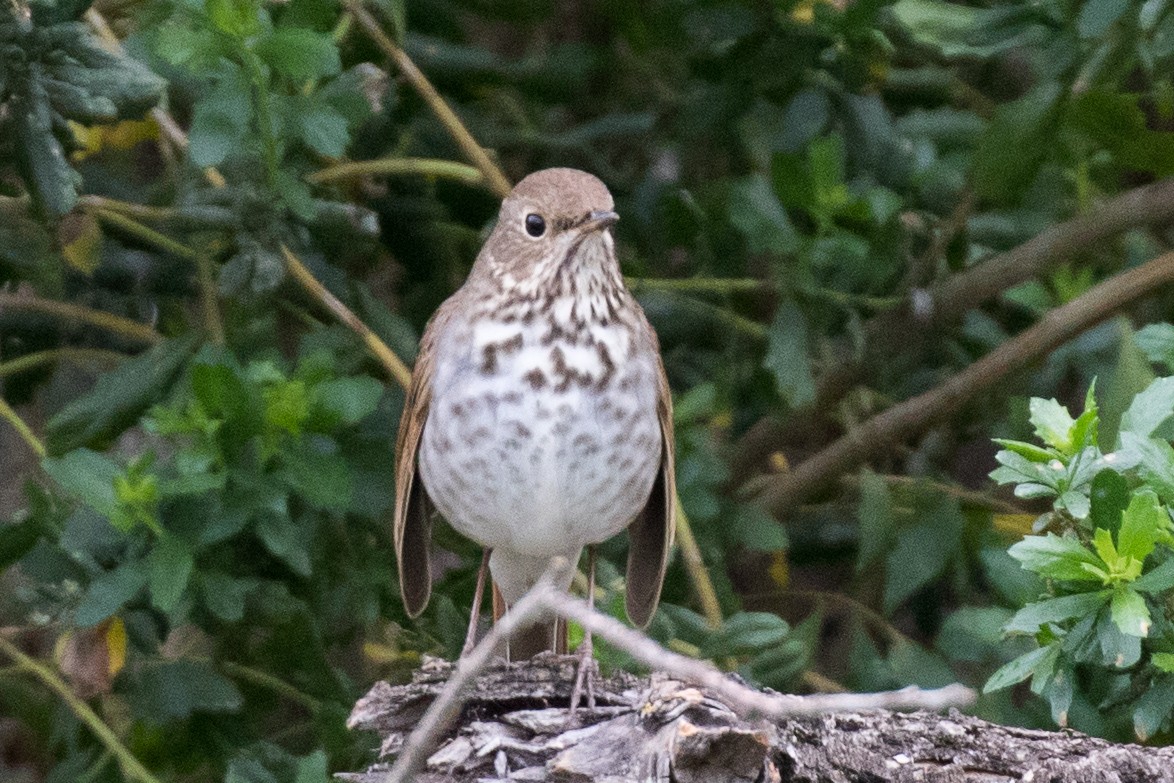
340 655 1174 783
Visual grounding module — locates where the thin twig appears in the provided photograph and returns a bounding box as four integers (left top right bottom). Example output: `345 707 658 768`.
673 504 723 629
78 196 180 223
0 395 46 458
343 0 513 199
220 661 322 713
841 472 1024 514
280 245 413 389
90 208 198 260
626 277 766 296
196 255 225 345
0 347 126 380
0 633 163 783
0 293 161 344
756 250 1174 516
309 157 486 188
546 590 975 718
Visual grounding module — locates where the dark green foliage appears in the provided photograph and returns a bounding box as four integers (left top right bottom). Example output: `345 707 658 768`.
0 4 165 215
6 0 1174 779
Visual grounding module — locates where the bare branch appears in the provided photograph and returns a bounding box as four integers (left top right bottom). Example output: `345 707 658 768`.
382 567 976 782
756 250 1174 516
730 176 1174 483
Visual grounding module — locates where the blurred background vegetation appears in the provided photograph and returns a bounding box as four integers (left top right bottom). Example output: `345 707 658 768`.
5 0 1174 779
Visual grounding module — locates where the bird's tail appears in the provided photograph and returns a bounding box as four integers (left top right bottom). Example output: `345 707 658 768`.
493 581 567 660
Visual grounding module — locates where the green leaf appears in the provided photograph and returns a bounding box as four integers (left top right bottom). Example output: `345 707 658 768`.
1003 591 1110 634
1077 0 1129 38
125 659 242 719
148 534 194 614
1071 383 1099 452
883 494 964 613
1117 491 1163 564
255 28 341 82
1029 398 1074 454
727 174 798 255
206 0 261 38
983 643 1056 693
855 470 892 573
1008 534 1104 582
1089 469 1130 535
1136 324 1174 373
294 750 329 783
199 572 253 622
936 606 1013 662
296 101 349 157
0 516 43 570
1110 588 1151 637
1098 608 1143 668
991 439 1055 463
763 299 815 407
701 611 790 658
281 440 351 510
1133 559 1174 593
189 74 254 168
1134 676 1174 741
1119 432 1174 506
1119 376 1174 440
1152 653 1174 673
75 560 148 626
42 448 120 519
729 504 788 552
254 511 312 576
46 335 200 454
972 81 1065 202
314 376 383 426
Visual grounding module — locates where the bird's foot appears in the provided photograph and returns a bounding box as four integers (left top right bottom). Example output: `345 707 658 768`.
567 639 597 723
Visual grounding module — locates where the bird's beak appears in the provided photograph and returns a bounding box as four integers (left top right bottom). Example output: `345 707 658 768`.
582 210 619 232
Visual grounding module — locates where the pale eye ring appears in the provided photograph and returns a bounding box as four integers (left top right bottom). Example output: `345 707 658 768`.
524 213 546 238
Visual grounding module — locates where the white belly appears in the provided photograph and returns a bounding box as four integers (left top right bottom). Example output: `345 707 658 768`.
417 318 662 561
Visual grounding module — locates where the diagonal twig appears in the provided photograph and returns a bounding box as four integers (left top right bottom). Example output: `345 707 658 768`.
342 0 513 199
755 250 1174 516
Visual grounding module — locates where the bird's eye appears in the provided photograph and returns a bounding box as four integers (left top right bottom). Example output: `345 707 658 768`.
524 213 546 238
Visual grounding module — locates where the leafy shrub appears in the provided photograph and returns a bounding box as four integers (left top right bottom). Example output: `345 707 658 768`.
987 370 1174 740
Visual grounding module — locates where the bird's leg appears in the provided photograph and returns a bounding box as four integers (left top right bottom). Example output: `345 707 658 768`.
462 548 492 657
568 546 597 719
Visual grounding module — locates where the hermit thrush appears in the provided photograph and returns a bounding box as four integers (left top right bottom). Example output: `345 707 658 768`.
393 168 675 663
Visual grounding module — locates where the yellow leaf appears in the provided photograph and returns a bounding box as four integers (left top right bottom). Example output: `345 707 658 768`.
70 119 160 162
106 616 127 678
768 551 790 588
58 211 102 274
993 514 1037 537
769 451 791 473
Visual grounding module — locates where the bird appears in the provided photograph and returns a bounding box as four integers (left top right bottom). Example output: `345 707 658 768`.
392 167 675 675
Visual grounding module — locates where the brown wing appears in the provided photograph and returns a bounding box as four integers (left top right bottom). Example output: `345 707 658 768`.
393 311 443 618
625 358 676 628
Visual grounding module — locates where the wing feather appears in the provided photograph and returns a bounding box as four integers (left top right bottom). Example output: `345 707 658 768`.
393 310 444 618
624 358 676 628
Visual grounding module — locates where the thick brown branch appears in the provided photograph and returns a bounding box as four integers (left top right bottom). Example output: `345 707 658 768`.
730 176 1174 483
755 250 1174 517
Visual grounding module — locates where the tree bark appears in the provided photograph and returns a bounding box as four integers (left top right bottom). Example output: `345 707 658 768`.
339 656 1174 783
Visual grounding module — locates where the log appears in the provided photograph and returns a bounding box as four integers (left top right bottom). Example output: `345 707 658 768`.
338 655 1174 783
